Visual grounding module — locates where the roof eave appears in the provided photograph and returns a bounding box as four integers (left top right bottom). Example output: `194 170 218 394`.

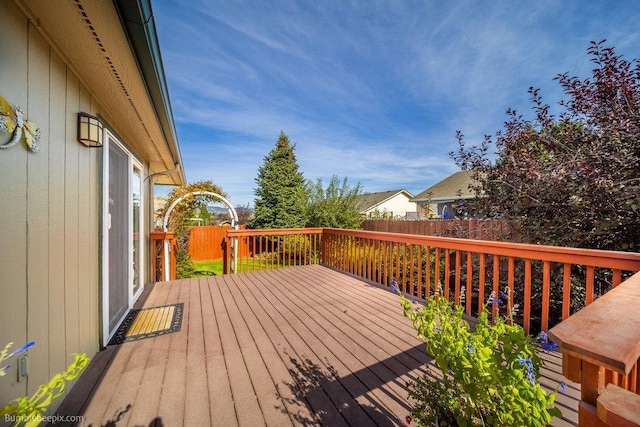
114 0 185 185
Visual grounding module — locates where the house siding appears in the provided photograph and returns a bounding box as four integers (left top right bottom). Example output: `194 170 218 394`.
0 1 100 411
361 191 416 219
371 196 415 218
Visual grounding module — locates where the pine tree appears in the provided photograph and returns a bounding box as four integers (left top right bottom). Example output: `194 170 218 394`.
251 131 307 229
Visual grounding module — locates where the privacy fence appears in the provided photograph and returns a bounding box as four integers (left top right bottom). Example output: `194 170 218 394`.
361 219 520 242
187 225 250 261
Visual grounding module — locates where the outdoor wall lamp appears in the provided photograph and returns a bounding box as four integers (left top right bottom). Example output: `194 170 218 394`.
77 112 104 147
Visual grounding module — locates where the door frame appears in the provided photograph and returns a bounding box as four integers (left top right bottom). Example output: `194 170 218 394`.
101 129 145 347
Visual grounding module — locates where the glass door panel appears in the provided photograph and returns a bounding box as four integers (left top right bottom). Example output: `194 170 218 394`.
132 167 142 297
108 140 129 333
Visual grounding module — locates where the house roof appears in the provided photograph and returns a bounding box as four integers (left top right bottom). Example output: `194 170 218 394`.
357 189 414 212
411 170 476 202
16 0 185 184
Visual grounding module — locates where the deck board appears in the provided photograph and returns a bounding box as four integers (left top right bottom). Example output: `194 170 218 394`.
54 265 578 426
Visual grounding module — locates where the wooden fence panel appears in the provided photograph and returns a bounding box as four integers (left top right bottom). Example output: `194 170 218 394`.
188 225 249 261
361 219 519 242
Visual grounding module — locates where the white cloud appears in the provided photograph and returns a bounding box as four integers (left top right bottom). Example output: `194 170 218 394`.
154 0 640 206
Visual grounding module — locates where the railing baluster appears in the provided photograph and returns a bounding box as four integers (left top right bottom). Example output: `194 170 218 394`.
466 252 473 316
507 256 515 322
492 254 500 320
586 265 595 305
395 242 401 286
478 253 485 314
434 247 441 296
541 260 551 332
523 259 532 335
444 248 451 300
562 263 571 320
455 250 461 305
402 243 408 293
425 246 431 298
417 245 423 298
410 244 416 296
613 268 622 287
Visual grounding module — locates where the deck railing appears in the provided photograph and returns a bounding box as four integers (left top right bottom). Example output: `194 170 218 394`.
320 228 640 334
158 226 640 424
224 228 323 274
222 227 640 334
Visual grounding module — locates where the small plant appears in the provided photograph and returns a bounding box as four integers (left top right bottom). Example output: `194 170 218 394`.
401 291 561 426
0 342 89 427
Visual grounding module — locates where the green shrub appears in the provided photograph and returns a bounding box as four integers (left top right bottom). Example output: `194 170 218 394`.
176 247 196 279
1 343 89 426
400 292 561 426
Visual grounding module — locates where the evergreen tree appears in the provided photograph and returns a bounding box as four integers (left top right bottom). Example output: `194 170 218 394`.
252 131 307 229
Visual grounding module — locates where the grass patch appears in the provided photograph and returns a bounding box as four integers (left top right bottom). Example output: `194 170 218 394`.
192 259 224 277
192 256 278 277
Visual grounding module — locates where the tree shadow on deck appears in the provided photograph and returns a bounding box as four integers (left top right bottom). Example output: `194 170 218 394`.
277 345 432 426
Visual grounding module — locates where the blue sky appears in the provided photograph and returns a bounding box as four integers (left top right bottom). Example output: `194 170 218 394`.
153 1 640 207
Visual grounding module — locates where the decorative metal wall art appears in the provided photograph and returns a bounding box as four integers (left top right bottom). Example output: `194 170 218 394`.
0 93 41 152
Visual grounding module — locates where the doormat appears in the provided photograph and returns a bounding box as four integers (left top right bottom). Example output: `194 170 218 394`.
109 303 184 345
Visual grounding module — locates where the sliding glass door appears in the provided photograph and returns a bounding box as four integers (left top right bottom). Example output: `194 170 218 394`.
103 131 145 345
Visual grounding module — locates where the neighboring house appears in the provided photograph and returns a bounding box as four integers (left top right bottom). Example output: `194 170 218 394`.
0 0 184 412
358 189 416 219
411 170 477 218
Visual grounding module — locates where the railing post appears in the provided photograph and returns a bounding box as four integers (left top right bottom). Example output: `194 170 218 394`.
170 237 177 280
222 236 229 274
150 231 176 281
150 231 163 282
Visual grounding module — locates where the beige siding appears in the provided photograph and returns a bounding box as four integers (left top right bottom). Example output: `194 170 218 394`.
0 1 100 411
0 0 30 403
26 18 51 398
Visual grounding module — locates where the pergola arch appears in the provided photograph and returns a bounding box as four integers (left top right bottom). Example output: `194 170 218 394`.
162 191 239 278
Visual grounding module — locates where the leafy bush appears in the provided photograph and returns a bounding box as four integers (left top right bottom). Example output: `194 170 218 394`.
1 343 89 426
400 292 561 426
451 41 640 252
278 234 320 264
176 246 196 279
305 175 363 229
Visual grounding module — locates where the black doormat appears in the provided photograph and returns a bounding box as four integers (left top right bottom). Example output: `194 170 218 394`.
108 303 184 345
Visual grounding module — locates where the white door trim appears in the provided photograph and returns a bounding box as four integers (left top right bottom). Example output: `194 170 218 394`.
101 130 146 347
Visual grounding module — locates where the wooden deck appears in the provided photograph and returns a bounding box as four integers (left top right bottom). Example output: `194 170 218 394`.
55 265 579 426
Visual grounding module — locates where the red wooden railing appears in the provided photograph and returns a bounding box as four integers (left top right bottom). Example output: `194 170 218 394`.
224 228 323 274
222 227 640 334
154 227 640 334
156 226 640 424
321 228 640 334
